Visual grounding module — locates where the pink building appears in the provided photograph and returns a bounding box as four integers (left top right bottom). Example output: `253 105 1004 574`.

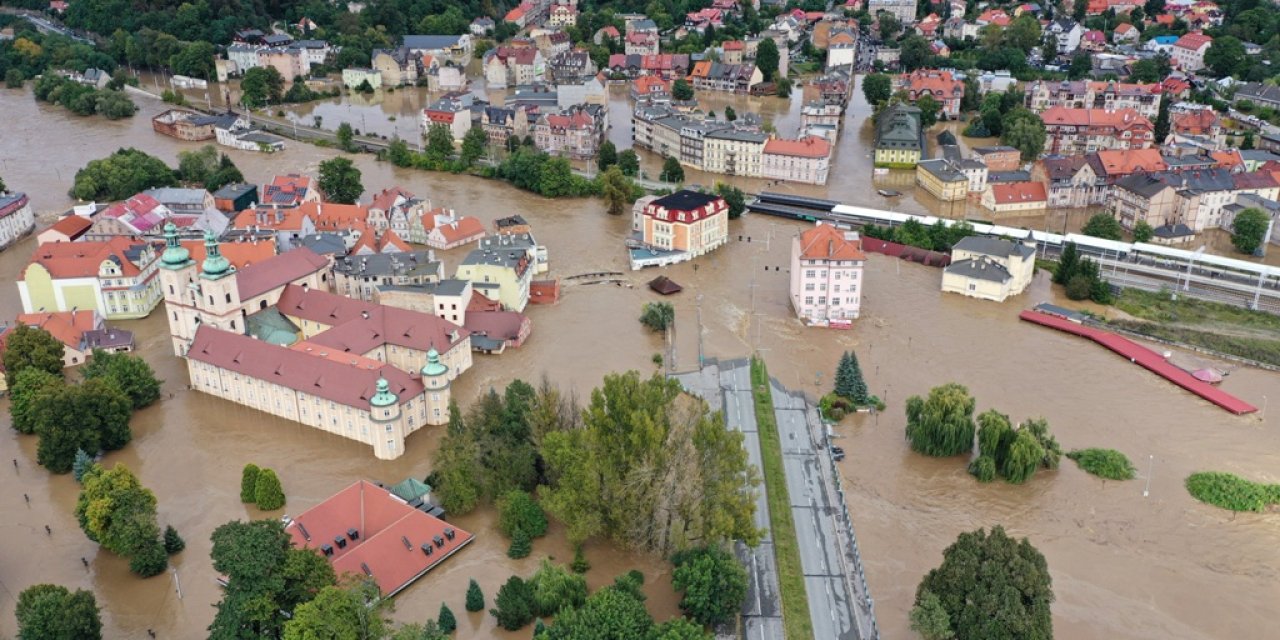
762 136 832 185
789 224 866 328
258 48 310 81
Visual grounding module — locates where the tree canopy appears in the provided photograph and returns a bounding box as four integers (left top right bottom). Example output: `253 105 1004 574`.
15 584 103 640
2 324 64 388
35 378 133 473
905 383 976 457
317 157 363 204
75 463 168 576
81 349 161 409
1081 213 1124 241
914 526 1054 640
1231 208 1270 255
282 579 387 640
671 545 748 627
755 37 779 81
71 148 176 202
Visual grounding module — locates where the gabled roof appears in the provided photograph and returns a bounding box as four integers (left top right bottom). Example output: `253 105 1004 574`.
1038 155 1089 180
954 235 1036 259
988 181 1048 205
285 481 472 596
1093 148 1168 175
403 35 466 50
188 326 423 411
182 237 276 270
44 215 93 240
234 247 329 300
945 256 1012 282
16 311 99 350
430 216 486 244
25 238 152 279
765 135 831 158
1173 32 1212 51
279 285 467 355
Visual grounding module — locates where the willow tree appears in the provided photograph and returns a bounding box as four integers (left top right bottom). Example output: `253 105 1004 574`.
905 384 976 457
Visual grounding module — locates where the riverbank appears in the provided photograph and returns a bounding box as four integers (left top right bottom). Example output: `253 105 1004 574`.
1101 289 1280 368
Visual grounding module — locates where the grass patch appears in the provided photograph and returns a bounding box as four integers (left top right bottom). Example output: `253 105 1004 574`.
1035 258 1058 277
750 357 813 640
1185 472 1280 512
1114 289 1280 332
1066 448 1136 481
1105 319 1280 367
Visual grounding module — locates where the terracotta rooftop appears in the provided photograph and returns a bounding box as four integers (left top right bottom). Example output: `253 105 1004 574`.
182 237 277 270
431 217 486 245
285 480 473 596
1041 107 1152 129
989 181 1048 204
1094 148 1168 175
43 215 93 240
765 136 832 158
277 285 468 355
233 205 313 231
302 202 371 231
187 326 423 411
1211 150 1243 168
798 224 866 261
25 237 152 279
1173 32 1213 50
234 247 330 300
369 186 415 212
16 311 98 350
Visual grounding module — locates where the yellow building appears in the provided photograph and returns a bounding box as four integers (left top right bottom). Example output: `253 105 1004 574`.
980 181 1048 214
455 243 534 313
874 103 924 168
640 191 729 258
19 237 163 320
915 160 969 202
941 236 1037 302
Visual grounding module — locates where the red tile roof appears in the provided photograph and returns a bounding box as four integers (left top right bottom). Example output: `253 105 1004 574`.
989 181 1048 204
285 481 473 596
234 247 329 300
24 238 152 279
467 290 502 312
1041 107 1152 130
1233 171 1278 190
1174 32 1212 50
16 311 98 350
1171 109 1219 135
431 217 486 245
233 205 314 231
187 326 424 411
1094 148 1167 175
182 237 277 270
303 202 371 231
378 229 412 253
765 135 832 158
798 224 866 261
369 187 415 212
1211 149 1243 168
278 285 468 355
902 69 964 98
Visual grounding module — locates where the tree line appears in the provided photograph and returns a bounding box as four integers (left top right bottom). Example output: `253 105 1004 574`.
71 146 245 202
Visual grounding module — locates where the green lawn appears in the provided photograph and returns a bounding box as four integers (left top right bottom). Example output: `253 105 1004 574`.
750 357 813 640
1114 289 1280 332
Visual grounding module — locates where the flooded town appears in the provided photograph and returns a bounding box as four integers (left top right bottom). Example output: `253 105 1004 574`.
1 2 1280 640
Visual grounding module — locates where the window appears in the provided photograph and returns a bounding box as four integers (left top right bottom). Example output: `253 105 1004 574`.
804 296 813 305
225 293 232 303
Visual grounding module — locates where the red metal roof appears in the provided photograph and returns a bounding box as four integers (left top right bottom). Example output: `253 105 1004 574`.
278 285 467 355
234 247 329 300
285 480 473 596
1020 311 1256 414
765 136 831 158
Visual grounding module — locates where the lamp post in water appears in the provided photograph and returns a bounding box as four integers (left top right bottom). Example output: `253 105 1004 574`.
1143 454 1154 498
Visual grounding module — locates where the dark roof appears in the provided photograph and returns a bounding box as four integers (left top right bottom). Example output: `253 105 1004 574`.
945 256 1012 282
235 247 330 300
1153 223 1194 238
652 190 721 212
1115 173 1172 198
987 170 1032 183
213 183 258 200
953 236 1035 259
1039 156 1088 181
648 276 683 295
404 35 465 50
495 215 528 229
918 159 966 182
297 233 350 257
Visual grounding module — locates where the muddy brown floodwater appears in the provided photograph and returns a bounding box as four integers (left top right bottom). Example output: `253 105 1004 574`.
2 85 1279 640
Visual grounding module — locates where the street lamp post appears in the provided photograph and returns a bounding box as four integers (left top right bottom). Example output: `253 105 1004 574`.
1143 454 1154 498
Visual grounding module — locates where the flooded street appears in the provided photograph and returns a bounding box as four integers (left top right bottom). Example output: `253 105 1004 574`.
1 85 1279 639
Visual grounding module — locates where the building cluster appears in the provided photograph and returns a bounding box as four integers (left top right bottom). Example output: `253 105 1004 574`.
152 109 285 152
218 29 335 81
418 82 609 158
632 101 833 185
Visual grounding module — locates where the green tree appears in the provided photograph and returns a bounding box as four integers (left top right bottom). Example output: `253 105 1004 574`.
660 156 685 183
640 302 675 332
715 183 746 219
529 559 589 617
240 464 261 503
756 37 779 81
541 372 759 554
35 379 133 473
129 538 170 577
466 579 486 612
915 526 1054 640
460 125 488 168
283 580 387 640
240 66 284 107
491 575 536 630
834 351 869 404
775 77 792 98
164 524 186 554
1231 208 1270 255
81 350 161 409
170 41 216 79
9 367 63 435
538 157 579 197
724 106 737 122
6 69 25 88
94 90 138 119
1005 14 1042 53
438 603 457 633
71 148 177 201
209 519 336 639
1000 110 1046 161
540 584 654 639
1081 213 1124 240
671 546 748 627
507 528 533 558
905 383 976 457
177 144 220 186
878 13 902 40
387 137 413 167
254 468 286 510
916 95 941 128
1067 53 1092 80
336 122 357 153
618 149 640 177
15 584 102 640
0 174 6 192
317 157 363 204
671 78 693 101
421 124 453 165
909 590 955 640
1204 36 1246 77
1132 220 1154 243
1053 242 1079 285
600 165 633 216
390 621 449 640
75 463 166 575
1066 448 1136 480
499 489 549 540
3 325 66 388
598 140 618 171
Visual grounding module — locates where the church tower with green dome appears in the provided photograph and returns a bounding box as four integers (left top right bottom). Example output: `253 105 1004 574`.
159 221 200 356
420 347 451 426
369 376 407 459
